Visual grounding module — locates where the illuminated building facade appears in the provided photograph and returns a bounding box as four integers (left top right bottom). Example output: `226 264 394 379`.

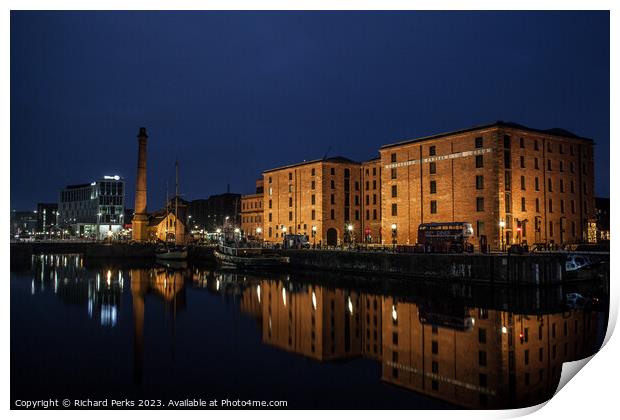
241 179 265 239
58 175 125 239
36 202 58 234
380 122 595 250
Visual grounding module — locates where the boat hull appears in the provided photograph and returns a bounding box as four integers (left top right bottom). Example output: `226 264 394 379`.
214 249 289 268
156 250 188 260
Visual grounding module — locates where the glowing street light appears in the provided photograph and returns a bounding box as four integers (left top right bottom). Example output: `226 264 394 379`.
391 223 397 248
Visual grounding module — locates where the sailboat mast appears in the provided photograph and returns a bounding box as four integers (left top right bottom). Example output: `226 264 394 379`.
175 159 179 245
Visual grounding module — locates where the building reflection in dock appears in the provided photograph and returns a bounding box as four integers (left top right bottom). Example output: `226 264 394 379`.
230 275 604 409
23 256 606 409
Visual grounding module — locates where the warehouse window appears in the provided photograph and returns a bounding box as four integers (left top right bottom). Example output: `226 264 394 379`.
521 176 526 190
391 168 397 180
476 175 484 190
475 137 483 148
548 178 553 192
549 199 553 213
330 168 335 175
521 197 526 211
429 162 436 174
289 197 293 207
288 172 292 180
311 168 315 176
391 203 397 216
330 209 335 220
311 195 315 205
288 211 292 221
477 221 485 236
311 180 315 190
430 180 437 193
535 177 540 191
534 158 539 169
391 153 397 163
520 156 525 168
430 201 437 214
520 138 525 148
476 155 483 168
391 185 397 198
536 198 540 213
429 146 436 156
311 210 315 220
476 197 484 212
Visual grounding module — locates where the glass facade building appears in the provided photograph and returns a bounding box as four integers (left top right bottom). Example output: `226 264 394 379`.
58 175 125 238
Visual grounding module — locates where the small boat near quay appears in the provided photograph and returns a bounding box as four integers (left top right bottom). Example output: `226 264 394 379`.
156 245 188 260
214 244 289 268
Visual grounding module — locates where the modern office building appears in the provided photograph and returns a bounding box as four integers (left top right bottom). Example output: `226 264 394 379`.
595 197 610 241
10 210 37 237
58 175 125 238
189 192 241 232
36 202 58 234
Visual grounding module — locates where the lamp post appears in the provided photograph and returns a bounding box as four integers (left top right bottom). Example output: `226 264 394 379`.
499 219 506 252
347 224 354 248
391 223 397 250
256 226 262 243
312 225 317 247
97 212 102 241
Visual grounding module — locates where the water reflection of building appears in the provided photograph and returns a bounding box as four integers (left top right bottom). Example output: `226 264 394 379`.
130 267 186 384
229 274 605 409
247 281 363 361
30 254 124 327
381 298 603 409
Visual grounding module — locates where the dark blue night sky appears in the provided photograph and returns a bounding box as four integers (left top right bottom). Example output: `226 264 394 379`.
11 11 610 211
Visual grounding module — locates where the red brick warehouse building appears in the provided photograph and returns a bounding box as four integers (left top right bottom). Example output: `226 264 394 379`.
252 121 596 250
380 121 595 250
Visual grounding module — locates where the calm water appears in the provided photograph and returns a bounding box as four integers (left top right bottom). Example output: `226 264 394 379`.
11 254 608 409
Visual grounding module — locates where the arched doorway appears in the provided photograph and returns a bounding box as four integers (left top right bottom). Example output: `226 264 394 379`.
326 228 338 246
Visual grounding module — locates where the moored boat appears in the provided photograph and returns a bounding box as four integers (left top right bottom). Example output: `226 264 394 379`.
156 245 188 260
214 244 289 268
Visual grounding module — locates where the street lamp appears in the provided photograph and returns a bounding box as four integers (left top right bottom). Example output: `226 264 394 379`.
256 226 262 239
97 212 102 241
391 223 397 249
312 225 317 247
347 224 354 247
282 226 287 233
499 220 506 252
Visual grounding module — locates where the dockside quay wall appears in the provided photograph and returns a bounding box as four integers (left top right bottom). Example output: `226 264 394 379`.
281 250 568 285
